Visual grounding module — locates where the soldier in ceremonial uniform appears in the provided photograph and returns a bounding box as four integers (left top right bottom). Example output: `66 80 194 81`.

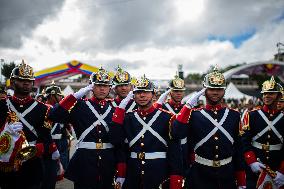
110 75 183 189
277 91 284 111
241 76 284 189
171 67 246 189
0 61 57 189
110 66 136 112
48 67 123 189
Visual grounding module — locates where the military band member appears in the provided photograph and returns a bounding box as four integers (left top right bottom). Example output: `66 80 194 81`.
48 67 123 189
241 76 284 189
110 75 183 189
0 61 56 189
171 67 246 189
110 66 137 112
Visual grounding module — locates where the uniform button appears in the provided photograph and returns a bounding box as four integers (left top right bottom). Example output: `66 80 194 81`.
99 131 102 133
270 114 273 117
142 161 145 165
143 117 146 120
214 136 219 140
268 128 272 131
141 171 144 175
141 135 144 139
214 119 217 121
101 106 104 108
141 143 144 147
215 146 219 150
214 111 217 114
266 156 269 160
99 156 102 160
215 155 219 159
267 135 271 139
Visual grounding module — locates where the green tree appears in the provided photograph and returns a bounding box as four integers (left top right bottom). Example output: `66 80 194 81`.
1 61 16 80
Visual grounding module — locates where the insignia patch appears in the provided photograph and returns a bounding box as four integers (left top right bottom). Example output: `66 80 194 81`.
0 133 12 155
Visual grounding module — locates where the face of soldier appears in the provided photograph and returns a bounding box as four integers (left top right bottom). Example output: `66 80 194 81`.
205 88 225 105
170 90 185 103
262 92 279 106
115 84 132 99
93 84 111 100
12 78 33 97
134 91 153 108
277 101 284 111
47 94 63 105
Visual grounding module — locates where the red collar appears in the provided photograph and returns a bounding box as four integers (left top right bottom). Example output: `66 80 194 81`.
115 96 122 104
90 97 107 106
205 104 223 111
168 99 182 108
137 105 156 117
11 95 33 105
262 105 279 115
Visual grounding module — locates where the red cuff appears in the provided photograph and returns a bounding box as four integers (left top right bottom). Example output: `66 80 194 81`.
235 170 246 186
112 107 126 125
279 161 284 174
59 95 77 111
170 175 183 189
49 142 58 154
116 163 126 177
35 143 44 157
244 151 257 165
176 105 192 124
153 103 162 109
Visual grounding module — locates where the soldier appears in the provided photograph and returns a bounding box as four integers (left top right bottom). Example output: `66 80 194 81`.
48 67 123 189
171 67 246 189
110 75 183 189
241 76 284 189
277 91 284 111
41 83 67 189
0 61 57 189
110 66 136 112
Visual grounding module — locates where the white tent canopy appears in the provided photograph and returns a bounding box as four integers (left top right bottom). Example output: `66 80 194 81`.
224 82 253 99
63 85 74 96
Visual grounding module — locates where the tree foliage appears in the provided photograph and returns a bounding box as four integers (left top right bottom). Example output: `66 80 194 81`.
1 62 16 80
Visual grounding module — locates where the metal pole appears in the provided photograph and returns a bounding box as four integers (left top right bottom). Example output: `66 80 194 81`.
0 59 4 84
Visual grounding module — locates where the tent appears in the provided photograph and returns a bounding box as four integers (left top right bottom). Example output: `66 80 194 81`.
63 85 74 96
224 82 253 99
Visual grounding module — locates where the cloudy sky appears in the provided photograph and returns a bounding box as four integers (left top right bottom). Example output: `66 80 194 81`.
0 0 284 79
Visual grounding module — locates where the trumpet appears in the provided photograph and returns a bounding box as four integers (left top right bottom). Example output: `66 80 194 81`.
8 111 37 167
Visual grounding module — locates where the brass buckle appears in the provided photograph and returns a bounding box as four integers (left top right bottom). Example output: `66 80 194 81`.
262 144 270 151
96 142 103 149
137 152 145 160
212 160 221 167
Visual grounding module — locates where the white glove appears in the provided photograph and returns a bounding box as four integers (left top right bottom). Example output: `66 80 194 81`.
249 162 265 173
119 91 133 109
156 89 171 105
52 149 60 160
115 177 125 188
186 88 205 107
238 186 246 189
274 171 284 188
73 84 94 99
7 122 23 136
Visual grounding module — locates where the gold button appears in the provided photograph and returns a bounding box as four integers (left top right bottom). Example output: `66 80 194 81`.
268 128 272 131
267 135 271 139
141 171 144 175
99 156 102 160
214 119 217 121
214 111 217 114
214 136 219 140
215 146 219 150
141 143 144 147
266 156 269 160
141 135 144 139
215 155 219 159
143 117 146 120
142 161 145 165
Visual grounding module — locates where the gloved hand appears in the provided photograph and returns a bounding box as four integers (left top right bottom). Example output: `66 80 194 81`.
274 171 284 188
119 91 133 109
238 186 246 189
73 84 94 99
249 162 265 173
156 89 171 105
115 177 125 189
52 149 60 160
7 122 23 136
186 88 205 108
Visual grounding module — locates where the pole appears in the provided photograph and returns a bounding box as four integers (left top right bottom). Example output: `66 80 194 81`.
0 59 4 84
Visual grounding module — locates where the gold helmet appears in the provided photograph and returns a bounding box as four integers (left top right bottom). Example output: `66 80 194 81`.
45 81 64 97
169 75 185 91
280 88 284 102
261 76 283 94
10 60 35 81
113 66 131 86
203 66 226 89
89 66 112 85
133 75 155 92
